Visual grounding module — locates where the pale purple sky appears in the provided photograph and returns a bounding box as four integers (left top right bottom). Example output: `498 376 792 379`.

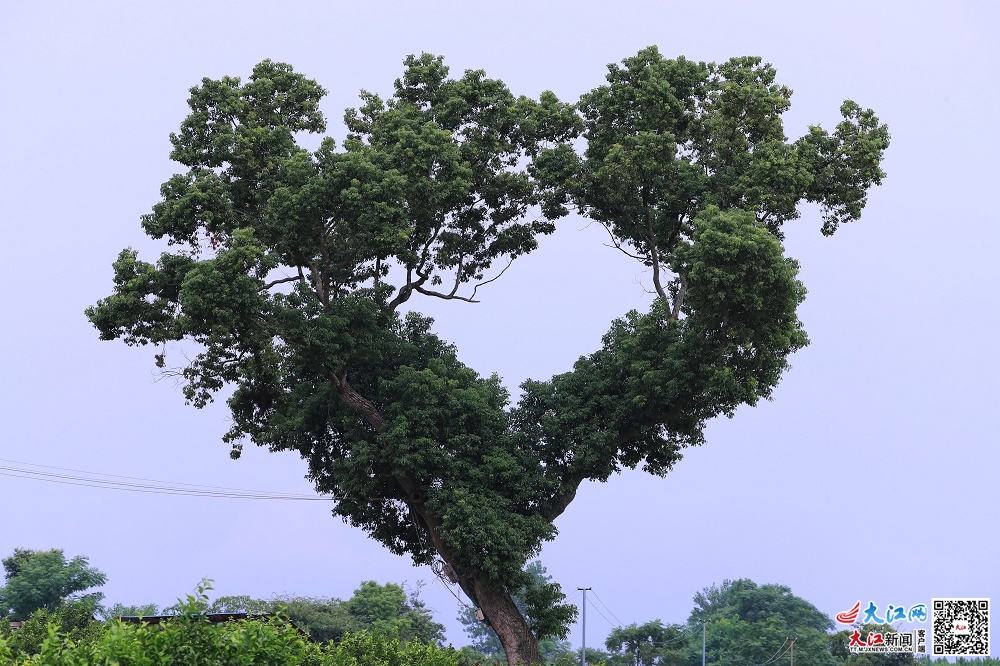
1 0 997 655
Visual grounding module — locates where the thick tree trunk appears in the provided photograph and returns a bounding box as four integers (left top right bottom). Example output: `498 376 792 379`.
409 501 545 665
413 503 546 665
471 578 544 666
331 374 545 664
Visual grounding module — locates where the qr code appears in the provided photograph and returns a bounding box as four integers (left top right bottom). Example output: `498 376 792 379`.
932 598 990 656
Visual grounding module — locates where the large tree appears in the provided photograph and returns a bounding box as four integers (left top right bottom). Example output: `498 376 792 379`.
87 48 888 665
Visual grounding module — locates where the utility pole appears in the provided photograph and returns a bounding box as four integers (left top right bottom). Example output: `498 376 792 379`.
702 622 706 666
578 587 591 666
790 638 796 666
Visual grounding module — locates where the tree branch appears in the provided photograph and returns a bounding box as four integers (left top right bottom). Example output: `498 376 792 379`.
597 222 645 261
469 257 514 301
326 369 386 433
671 274 688 320
259 275 302 291
541 476 583 523
386 271 428 311
449 253 465 297
414 285 481 303
642 190 670 305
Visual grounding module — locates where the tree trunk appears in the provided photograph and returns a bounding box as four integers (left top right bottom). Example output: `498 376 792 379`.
471 578 544 666
414 503 546 665
414 507 545 664
330 374 545 664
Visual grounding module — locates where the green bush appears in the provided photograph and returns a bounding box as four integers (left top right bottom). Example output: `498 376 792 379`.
1 600 105 661
1 580 458 666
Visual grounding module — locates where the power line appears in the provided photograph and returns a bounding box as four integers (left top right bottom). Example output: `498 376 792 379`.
647 624 700 647
588 600 620 629
606 621 699 648
428 567 472 610
0 457 286 493
590 590 625 628
754 638 791 666
0 458 333 501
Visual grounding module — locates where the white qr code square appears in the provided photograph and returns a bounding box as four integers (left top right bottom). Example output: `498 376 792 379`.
931 598 990 656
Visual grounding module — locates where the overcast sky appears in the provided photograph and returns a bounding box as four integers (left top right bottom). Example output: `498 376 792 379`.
1 0 997 656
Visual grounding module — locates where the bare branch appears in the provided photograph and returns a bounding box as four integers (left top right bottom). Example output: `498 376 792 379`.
642 190 670 305
414 285 480 303
415 226 443 277
597 222 645 261
671 274 688 320
469 256 514 301
448 253 465 297
386 270 428 312
586 219 651 262
260 275 302 291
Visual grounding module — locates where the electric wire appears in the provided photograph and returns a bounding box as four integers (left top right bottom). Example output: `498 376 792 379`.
591 590 626 628
646 623 700 647
0 458 334 501
587 599 620 629
4 457 793 663
428 570 472 610
0 466 322 500
0 457 287 493
753 638 791 666
619 623 699 649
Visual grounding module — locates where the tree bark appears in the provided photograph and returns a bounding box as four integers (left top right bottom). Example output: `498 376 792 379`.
411 501 546 665
472 578 545 666
330 371 546 664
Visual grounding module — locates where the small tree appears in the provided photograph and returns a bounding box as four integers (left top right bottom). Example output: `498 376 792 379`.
605 621 687 666
1 600 105 660
687 579 837 666
0 549 106 621
347 581 445 645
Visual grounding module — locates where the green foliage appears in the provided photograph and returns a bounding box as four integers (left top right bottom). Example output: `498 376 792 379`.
204 595 273 614
686 579 835 666
14 580 326 666
689 579 832 632
0 600 105 661
196 580 444 645
0 549 106 621
456 646 507 666
271 596 358 644
88 49 887 664
547 646 612 666
916 658 1000 666
566 47 889 243
346 581 445 645
604 621 687 666
327 629 457 666
99 603 160 621
458 562 572 657
0 580 455 666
